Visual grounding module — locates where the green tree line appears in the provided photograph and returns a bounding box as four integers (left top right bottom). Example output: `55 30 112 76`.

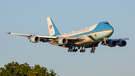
0 61 59 76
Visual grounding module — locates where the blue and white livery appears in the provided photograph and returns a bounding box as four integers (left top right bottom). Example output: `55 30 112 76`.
7 17 129 53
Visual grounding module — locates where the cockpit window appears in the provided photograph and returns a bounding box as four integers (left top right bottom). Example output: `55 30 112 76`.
104 23 109 24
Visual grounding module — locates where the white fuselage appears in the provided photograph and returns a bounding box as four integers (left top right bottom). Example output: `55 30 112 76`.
57 22 114 46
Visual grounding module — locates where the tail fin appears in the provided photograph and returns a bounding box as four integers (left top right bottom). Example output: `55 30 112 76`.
47 17 61 36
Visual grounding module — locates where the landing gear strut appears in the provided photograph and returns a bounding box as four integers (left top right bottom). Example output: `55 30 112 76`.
90 47 95 53
102 37 107 45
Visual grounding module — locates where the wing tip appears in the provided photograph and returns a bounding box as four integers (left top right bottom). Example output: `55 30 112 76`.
122 38 129 40
7 32 11 34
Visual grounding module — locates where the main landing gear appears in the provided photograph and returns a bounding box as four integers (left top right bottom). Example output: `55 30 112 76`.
80 47 85 53
68 49 78 52
68 46 96 53
68 47 78 52
68 46 86 53
90 47 95 53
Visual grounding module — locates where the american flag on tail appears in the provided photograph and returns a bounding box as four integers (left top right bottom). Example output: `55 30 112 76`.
50 25 52 29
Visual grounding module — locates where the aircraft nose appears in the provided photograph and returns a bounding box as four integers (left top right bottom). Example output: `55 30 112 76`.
110 25 114 31
103 22 114 37
109 24 114 32
107 24 114 37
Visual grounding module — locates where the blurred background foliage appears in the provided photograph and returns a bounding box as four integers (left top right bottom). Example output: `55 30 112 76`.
0 61 59 76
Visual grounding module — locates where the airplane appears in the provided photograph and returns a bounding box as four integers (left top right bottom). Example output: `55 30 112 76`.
7 17 129 53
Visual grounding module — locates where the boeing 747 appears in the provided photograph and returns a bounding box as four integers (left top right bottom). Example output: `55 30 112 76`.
7 17 129 53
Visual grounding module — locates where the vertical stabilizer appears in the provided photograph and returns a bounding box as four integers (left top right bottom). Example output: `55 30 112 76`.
47 17 61 36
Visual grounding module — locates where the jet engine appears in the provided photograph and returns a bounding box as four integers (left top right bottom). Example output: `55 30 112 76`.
58 38 68 45
108 40 117 47
30 36 40 43
118 40 126 47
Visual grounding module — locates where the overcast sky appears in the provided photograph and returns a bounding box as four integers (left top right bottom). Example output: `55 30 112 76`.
0 0 134 76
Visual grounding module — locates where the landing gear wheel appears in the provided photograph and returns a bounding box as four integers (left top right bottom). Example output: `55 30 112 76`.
73 49 75 52
80 49 83 52
93 47 95 50
68 49 72 52
68 49 70 52
90 50 95 53
75 49 78 52
80 49 86 53
83 49 86 52
93 50 95 53
72 49 78 52
90 47 96 53
90 50 93 53
80 49 82 52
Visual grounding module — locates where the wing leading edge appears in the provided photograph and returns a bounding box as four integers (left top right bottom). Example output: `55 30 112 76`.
7 32 85 41
7 32 58 39
107 38 129 41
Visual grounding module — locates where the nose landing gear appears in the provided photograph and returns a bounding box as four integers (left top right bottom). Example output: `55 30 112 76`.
102 37 108 45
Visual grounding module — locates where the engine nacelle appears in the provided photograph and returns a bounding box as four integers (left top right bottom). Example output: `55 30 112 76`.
118 40 126 47
108 40 117 47
58 38 68 45
30 36 40 43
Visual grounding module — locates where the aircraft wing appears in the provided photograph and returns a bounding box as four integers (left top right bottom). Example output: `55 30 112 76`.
7 32 31 37
7 32 84 40
7 32 58 39
101 38 129 47
107 38 129 41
